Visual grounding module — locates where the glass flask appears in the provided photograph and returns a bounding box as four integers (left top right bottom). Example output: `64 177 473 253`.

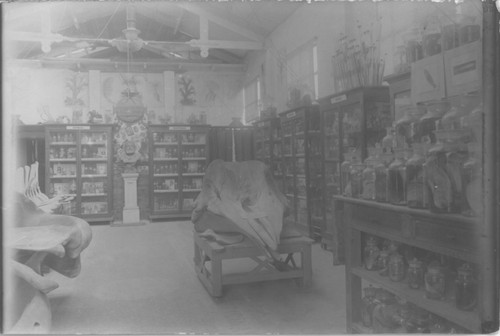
425 262 446 300
419 100 450 143
361 285 378 327
388 253 405 282
406 143 428 209
455 263 477 311
363 236 381 271
407 258 424 289
387 148 407 205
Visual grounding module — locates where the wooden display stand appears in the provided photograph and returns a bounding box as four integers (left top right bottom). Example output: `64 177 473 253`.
193 232 313 297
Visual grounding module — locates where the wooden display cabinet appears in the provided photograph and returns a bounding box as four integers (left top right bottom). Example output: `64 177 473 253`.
45 124 114 223
318 87 391 263
278 105 323 241
149 125 209 220
336 196 493 334
253 117 283 191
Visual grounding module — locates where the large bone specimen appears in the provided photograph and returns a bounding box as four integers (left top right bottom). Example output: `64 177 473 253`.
5 193 92 333
191 160 288 261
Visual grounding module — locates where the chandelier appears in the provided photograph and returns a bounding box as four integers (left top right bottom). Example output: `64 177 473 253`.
110 5 144 53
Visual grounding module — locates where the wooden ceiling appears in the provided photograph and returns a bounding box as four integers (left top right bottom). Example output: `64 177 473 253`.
4 1 301 72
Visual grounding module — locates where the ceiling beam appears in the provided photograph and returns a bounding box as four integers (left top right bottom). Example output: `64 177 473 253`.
188 39 263 50
173 9 185 37
174 3 265 42
9 57 247 73
207 49 243 64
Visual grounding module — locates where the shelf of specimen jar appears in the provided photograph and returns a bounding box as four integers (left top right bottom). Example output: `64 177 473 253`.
352 267 480 332
81 193 107 197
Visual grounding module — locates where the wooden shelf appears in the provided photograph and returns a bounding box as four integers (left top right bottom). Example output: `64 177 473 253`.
81 193 107 197
49 158 76 162
81 174 107 178
50 142 76 145
182 173 204 176
50 175 77 179
181 157 206 161
154 190 179 193
154 173 178 177
181 142 207 146
182 189 202 192
81 158 107 162
153 158 178 161
352 267 481 333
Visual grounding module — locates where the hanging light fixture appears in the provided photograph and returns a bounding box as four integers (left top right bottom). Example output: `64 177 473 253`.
113 5 146 124
110 4 144 53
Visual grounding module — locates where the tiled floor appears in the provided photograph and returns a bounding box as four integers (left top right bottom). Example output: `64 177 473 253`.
47 220 347 334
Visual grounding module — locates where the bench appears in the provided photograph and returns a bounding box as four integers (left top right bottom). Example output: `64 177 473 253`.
193 231 313 297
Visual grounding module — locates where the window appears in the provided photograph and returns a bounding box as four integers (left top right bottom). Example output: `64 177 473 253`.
243 77 261 124
285 37 318 102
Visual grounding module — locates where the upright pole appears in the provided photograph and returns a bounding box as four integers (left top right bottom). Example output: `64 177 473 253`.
480 0 498 332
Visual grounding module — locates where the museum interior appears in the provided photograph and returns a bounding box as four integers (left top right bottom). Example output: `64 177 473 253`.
3 0 500 334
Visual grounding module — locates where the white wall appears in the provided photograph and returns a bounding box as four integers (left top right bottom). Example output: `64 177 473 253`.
244 1 479 115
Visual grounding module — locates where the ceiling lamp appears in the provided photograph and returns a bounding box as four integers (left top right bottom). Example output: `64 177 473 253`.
110 4 144 53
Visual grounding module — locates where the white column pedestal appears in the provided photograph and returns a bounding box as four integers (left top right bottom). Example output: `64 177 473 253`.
112 172 147 226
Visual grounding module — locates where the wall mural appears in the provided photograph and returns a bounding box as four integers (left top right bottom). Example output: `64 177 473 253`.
175 71 244 125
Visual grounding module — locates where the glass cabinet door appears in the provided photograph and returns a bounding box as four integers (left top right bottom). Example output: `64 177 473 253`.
152 131 180 213
79 131 109 216
47 130 78 214
340 104 363 158
180 131 207 213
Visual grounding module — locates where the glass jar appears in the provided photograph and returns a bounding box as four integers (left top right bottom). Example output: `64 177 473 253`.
361 285 378 327
407 258 424 289
388 149 407 205
441 107 462 131
424 145 453 213
377 249 391 277
374 157 388 203
364 236 380 271
406 143 428 209
455 263 477 311
350 161 365 199
462 143 482 217
388 253 405 282
425 262 446 300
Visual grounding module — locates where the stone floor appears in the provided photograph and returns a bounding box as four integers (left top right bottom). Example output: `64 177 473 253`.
46 220 347 334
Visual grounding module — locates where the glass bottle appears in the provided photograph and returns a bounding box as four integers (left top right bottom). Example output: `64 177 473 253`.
388 148 407 205
350 159 365 199
362 150 376 200
363 236 380 271
407 258 424 289
374 154 388 203
419 100 449 143
361 285 378 327
425 262 446 300
406 143 428 209
455 263 476 311
388 253 405 282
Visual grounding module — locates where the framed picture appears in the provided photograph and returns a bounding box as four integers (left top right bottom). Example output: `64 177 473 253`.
444 40 481 97
411 54 446 103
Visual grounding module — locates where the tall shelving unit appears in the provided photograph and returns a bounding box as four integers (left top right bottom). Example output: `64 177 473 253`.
45 124 114 223
278 105 323 241
149 125 209 220
253 117 283 190
318 87 391 263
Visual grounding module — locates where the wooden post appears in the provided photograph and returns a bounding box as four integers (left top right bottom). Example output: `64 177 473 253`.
480 0 498 332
